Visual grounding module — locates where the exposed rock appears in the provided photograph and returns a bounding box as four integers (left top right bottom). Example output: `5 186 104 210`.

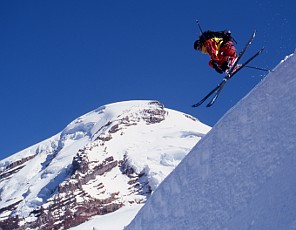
0 100 209 229
0 155 35 182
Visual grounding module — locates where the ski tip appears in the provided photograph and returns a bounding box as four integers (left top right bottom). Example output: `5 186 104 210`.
206 102 214 107
206 99 216 107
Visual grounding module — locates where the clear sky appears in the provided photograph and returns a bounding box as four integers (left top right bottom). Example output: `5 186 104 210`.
0 0 295 160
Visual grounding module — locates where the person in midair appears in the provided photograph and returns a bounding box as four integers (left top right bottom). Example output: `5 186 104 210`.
194 30 237 74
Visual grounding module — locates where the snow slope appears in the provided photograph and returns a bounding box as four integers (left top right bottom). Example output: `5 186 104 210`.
126 52 296 230
70 205 143 230
0 100 210 229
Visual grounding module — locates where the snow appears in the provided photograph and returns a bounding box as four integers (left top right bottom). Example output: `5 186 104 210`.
0 135 59 171
69 205 143 230
0 100 210 228
126 51 296 230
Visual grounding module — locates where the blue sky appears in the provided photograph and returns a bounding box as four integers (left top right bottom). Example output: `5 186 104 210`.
0 0 295 160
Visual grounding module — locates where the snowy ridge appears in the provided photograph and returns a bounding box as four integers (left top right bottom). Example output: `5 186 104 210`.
0 100 210 229
126 52 296 230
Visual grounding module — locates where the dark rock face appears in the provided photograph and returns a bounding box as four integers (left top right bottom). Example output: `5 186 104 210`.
0 152 147 230
25 154 123 229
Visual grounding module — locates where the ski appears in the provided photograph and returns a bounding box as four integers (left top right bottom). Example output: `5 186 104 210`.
206 47 264 107
192 84 221 107
228 31 256 74
192 31 257 108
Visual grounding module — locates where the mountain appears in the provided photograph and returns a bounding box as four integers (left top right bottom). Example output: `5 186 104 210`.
0 100 210 229
126 52 296 229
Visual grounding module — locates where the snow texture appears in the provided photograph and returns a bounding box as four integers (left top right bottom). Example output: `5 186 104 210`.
126 51 296 230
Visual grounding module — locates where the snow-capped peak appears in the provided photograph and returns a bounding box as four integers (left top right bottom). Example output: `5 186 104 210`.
0 100 210 229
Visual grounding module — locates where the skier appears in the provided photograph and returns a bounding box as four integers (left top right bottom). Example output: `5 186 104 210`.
194 30 237 74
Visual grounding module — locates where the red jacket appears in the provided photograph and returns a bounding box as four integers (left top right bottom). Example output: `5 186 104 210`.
202 38 237 68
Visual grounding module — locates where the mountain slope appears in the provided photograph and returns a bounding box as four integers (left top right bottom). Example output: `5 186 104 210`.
0 100 210 229
126 52 296 230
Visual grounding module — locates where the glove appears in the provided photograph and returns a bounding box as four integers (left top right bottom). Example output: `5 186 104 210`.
211 60 223 74
220 61 230 72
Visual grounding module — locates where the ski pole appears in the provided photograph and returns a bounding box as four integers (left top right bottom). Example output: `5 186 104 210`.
195 20 204 34
245 65 274 72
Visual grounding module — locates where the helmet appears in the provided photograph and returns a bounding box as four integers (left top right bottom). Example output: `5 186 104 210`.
194 40 202 51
